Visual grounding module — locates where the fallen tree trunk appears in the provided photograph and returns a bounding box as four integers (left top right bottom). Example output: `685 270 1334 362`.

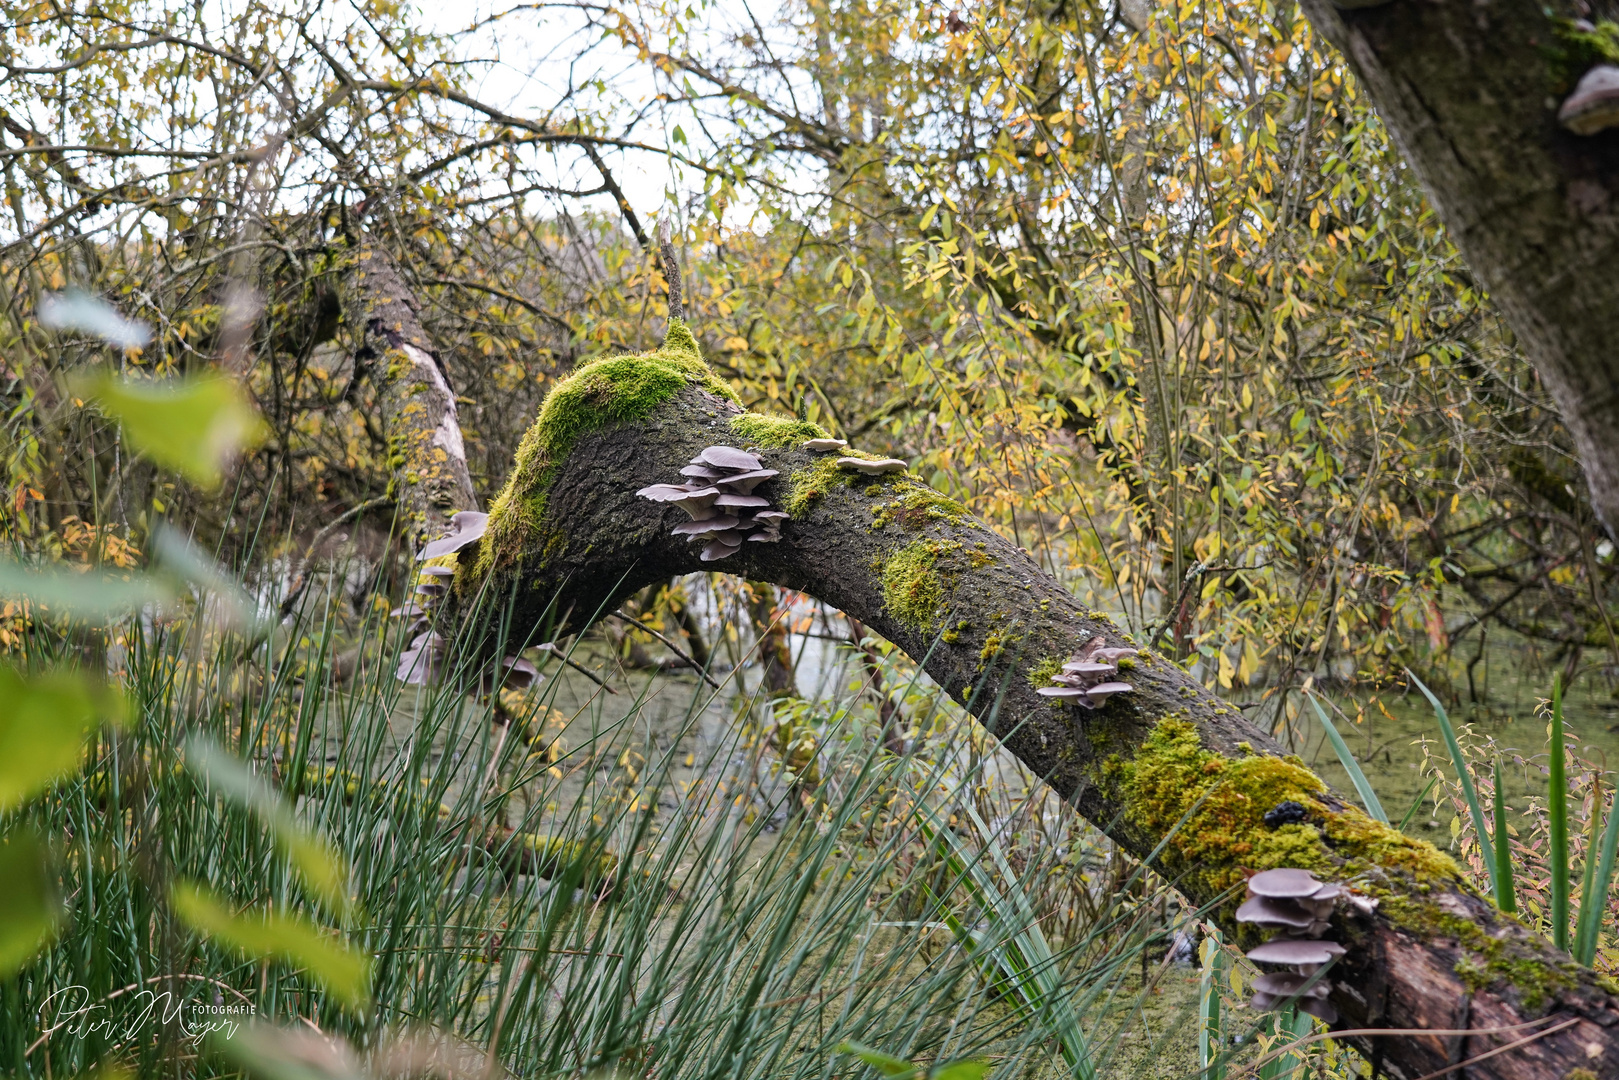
424 324 1619 1080
1293 0 1619 541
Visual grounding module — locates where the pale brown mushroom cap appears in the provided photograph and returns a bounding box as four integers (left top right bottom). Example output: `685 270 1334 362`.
1063 660 1117 676
715 493 770 509
502 655 541 689
390 601 426 618
1092 647 1139 662
672 515 741 537
1249 991 1281 1011
1560 64 1619 135
835 457 907 475
1247 868 1325 899
419 565 455 578
1245 939 1345 965
1299 998 1338 1023
700 538 742 561
696 445 763 471
417 511 489 560
637 483 697 501
1036 686 1090 698
1251 972 1331 999
681 464 723 480
803 437 848 452
1084 681 1133 703
711 469 779 493
1236 896 1317 929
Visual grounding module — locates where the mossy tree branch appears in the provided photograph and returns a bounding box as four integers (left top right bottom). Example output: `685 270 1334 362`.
447 334 1619 1080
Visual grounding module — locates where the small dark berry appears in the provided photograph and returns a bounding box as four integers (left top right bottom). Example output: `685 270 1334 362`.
1263 801 1308 828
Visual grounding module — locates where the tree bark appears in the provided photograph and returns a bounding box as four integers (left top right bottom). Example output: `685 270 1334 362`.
452 370 1619 1079
338 241 479 541
1294 0 1619 538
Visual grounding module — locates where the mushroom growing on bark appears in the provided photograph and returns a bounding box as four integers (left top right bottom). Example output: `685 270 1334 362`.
1237 868 1347 1024
803 437 848 452
835 456 908 475
1034 642 1136 708
1559 64 1619 135
634 445 787 560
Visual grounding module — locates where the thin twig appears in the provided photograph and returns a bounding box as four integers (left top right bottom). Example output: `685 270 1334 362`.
535 642 617 693
609 610 721 689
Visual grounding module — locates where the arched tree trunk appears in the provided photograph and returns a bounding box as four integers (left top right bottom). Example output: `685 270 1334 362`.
1294 0 1619 539
418 324 1619 1080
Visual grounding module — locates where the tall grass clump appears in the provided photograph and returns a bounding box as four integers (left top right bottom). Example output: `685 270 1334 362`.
0 545 1221 1079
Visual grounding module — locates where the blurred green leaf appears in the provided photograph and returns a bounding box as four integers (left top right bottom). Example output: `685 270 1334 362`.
184 736 350 911
0 560 177 619
75 371 267 489
840 1041 919 1078
171 883 370 1007
0 828 64 976
929 1062 990 1080
0 667 124 812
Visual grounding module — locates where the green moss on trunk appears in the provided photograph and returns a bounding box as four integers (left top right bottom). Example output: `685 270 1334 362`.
729 412 830 448
475 320 738 575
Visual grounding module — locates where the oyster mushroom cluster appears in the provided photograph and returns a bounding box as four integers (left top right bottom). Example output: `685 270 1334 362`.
799 433 908 476
391 510 538 693
637 445 786 562
1034 644 1136 708
1237 868 1346 1023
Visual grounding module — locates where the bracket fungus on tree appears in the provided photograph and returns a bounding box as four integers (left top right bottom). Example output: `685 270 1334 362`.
1237 868 1348 1023
1559 64 1619 135
802 437 848 452
637 445 786 561
1034 644 1136 708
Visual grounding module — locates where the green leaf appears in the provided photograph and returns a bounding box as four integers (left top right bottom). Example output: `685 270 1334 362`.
1492 759 1516 914
184 736 350 911
171 883 370 1007
0 560 177 620
839 1041 920 1078
929 1061 990 1080
0 666 124 812
1549 674 1571 951
1575 783 1619 966
0 829 64 977
1306 693 1387 823
75 371 267 489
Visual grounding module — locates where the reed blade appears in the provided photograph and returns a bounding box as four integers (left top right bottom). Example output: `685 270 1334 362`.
1575 777 1619 966
1306 693 1387 823
1550 674 1570 951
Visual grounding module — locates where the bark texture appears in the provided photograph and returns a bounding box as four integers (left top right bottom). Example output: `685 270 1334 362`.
1295 0 1619 537
339 242 479 541
438 340 1619 1079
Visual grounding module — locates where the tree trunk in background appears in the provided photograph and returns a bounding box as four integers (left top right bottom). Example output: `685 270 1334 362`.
445 369 1619 1080
338 241 480 541
1296 0 1619 538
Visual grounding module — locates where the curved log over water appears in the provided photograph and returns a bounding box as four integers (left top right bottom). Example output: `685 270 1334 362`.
444 327 1619 1079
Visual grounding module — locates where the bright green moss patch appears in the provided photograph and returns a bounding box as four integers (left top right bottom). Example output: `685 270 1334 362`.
728 411 830 448
1114 717 1461 901
1550 18 1619 90
881 539 951 630
1027 656 1064 692
870 484 971 531
476 320 737 573
785 455 854 517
